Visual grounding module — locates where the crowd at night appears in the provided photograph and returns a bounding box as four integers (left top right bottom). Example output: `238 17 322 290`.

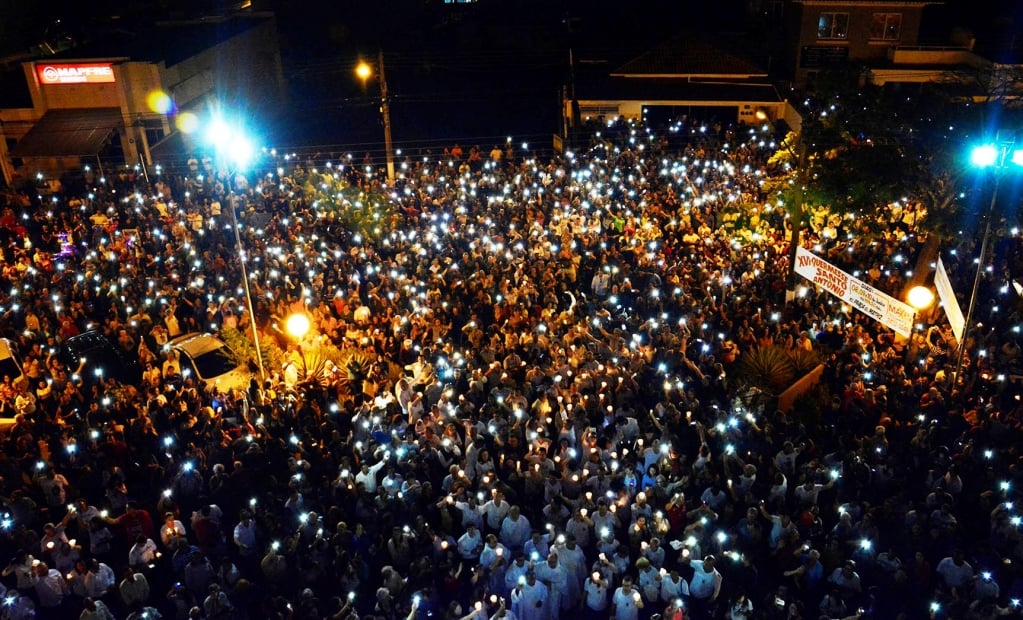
0 116 1018 620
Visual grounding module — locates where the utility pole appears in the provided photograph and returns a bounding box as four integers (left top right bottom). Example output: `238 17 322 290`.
378 50 395 184
785 139 809 302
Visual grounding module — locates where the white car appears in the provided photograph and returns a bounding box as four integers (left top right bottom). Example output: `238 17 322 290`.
168 333 252 395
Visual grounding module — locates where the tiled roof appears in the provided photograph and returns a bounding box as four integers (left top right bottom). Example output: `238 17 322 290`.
577 76 783 104
611 34 767 78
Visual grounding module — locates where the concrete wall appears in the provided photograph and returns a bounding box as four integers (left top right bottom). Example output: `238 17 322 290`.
571 98 787 128
777 363 824 412
790 2 928 84
161 17 287 113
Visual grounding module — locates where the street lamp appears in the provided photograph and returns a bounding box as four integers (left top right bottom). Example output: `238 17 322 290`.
907 286 935 313
954 140 1023 386
355 52 395 183
285 313 311 341
207 115 265 383
907 285 935 336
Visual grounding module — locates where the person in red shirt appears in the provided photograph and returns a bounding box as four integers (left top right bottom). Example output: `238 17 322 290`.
665 492 687 532
105 502 154 545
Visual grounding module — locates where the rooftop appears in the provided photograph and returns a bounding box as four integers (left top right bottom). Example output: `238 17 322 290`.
612 34 768 79
576 76 784 105
46 13 273 68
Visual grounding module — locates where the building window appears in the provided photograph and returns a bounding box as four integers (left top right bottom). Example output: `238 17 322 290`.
870 13 902 41
818 12 849 40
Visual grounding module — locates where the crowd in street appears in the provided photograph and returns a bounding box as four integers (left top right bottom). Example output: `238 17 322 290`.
0 116 1019 620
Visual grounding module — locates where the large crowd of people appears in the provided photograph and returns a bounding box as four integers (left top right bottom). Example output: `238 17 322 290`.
0 116 1019 620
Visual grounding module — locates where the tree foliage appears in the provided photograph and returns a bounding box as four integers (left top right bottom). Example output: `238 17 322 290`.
300 169 400 241
781 67 1023 239
735 346 796 394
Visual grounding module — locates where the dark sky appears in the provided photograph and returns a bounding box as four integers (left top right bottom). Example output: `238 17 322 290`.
1 0 1014 59
0 0 1018 151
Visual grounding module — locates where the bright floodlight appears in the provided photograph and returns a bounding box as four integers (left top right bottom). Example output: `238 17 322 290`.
1012 150 1023 167
972 145 999 168
907 286 935 311
228 135 254 171
207 119 232 150
285 313 311 340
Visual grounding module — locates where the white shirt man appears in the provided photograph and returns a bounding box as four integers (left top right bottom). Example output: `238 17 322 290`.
610 577 644 620
533 555 568 619
83 561 115 599
556 539 587 608
794 476 835 507
564 512 593 547
936 552 974 590
499 508 532 552
591 505 619 537
687 557 723 602
659 570 690 602
636 561 661 602
773 443 801 474
128 538 159 571
160 517 187 548
480 538 510 570
483 495 511 531
233 515 258 557
505 557 530 595
584 573 610 612
356 461 386 494
119 569 150 608
511 573 548 620
32 565 69 608
454 499 484 531
457 525 483 560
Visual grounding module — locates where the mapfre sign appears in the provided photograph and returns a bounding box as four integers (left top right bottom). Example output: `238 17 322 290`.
36 63 116 85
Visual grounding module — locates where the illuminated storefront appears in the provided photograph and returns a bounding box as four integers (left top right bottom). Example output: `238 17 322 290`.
0 12 285 185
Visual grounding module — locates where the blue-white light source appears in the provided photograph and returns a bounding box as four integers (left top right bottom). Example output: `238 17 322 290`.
971 145 998 168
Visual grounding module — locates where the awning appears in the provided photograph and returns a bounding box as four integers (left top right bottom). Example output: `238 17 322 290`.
11 108 123 157
149 130 194 166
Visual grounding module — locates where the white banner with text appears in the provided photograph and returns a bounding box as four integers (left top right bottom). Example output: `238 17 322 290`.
794 246 915 337
934 258 965 343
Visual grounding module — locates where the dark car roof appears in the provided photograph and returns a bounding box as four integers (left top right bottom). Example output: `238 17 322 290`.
60 331 141 385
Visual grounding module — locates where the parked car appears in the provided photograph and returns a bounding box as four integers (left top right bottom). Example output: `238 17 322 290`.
59 331 141 385
168 332 252 394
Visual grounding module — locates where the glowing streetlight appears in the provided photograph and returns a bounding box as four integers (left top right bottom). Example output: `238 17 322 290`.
907 286 934 311
355 61 372 82
355 52 395 183
955 139 1023 386
206 113 265 382
285 313 311 340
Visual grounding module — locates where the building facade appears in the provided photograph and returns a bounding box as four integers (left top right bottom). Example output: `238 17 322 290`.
0 12 286 186
784 0 942 85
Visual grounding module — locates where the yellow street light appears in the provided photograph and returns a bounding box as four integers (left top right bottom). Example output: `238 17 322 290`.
907 286 935 311
355 61 372 82
285 313 311 340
